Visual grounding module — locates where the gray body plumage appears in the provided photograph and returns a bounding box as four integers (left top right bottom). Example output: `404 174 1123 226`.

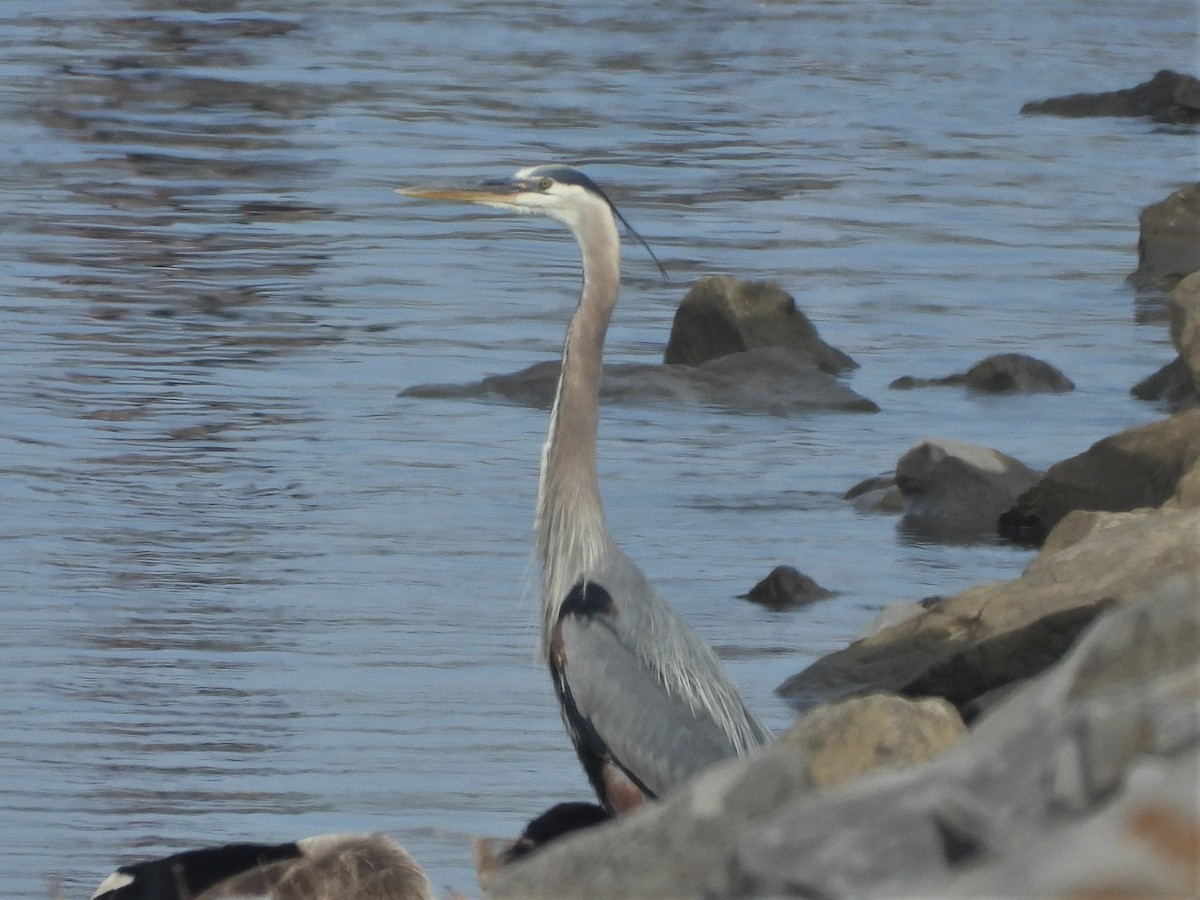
402 165 771 810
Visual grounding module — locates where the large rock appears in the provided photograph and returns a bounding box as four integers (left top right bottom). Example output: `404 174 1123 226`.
934 750 1200 898
776 505 1200 713
894 438 1041 541
1020 69 1200 124
890 353 1074 394
998 408 1200 544
485 575 1200 898
663 276 855 372
402 346 878 415
1133 272 1200 409
1128 182 1200 292
1169 271 1200 398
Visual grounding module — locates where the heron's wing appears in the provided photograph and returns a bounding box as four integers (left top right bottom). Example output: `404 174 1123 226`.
551 581 744 802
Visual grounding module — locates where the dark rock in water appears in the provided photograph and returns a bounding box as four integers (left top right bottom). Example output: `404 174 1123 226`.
1020 69 1200 123
663 275 856 373
998 407 1200 545
1128 182 1200 292
894 439 1040 542
402 345 878 415
740 565 835 610
890 353 1074 394
403 274 876 415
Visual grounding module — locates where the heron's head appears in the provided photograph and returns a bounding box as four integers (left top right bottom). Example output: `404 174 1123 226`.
399 164 667 278
399 165 612 226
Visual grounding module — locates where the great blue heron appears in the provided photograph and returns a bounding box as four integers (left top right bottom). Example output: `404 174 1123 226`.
401 165 772 814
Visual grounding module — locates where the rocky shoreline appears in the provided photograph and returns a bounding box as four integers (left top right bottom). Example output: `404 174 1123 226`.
480 90 1200 897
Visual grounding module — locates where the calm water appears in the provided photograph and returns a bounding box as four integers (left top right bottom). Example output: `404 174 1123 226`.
1 1 1195 895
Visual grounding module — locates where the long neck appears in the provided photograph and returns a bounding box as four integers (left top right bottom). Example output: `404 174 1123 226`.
536 205 621 645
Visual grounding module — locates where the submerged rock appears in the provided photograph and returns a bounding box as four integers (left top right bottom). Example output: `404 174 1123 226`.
890 353 1073 394
663 275 856 373
403 346 877 416
894 438 1040 542
1020 69 1200 124
739 565 835 610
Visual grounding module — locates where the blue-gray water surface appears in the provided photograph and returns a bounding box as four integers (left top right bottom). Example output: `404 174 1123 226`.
1 1 1195 895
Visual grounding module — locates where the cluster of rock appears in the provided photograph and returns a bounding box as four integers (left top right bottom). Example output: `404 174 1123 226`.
487 554 1198 897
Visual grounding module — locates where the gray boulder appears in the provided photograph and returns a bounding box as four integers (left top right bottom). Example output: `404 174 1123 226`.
663 276 856 373
1128 182 1200 292
999 407 1200 544
890 353 1074 393
894 438 1040 542
1020 69 1200 124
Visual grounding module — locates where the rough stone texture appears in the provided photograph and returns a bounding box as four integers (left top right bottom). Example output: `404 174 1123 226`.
893 438 1040 541
1170 271 1200 393
776 505 1200 713
779 695 965 791
998 408 1200 545
485 576 1200 899
1171 456 1200 509
663 276 856 372
1128 182 1200 292
1132 273 1200 409
739 565 834 610
891 353 1074 394
403 346 878 415
1020 69 1200 124
1131 355 1198 410
933 751 1200 898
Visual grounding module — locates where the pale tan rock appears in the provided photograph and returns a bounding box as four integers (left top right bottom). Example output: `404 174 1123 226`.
781 694 965 790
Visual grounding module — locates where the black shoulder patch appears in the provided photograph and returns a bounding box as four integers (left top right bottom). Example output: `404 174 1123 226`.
560 581 616 620
96 842 302 900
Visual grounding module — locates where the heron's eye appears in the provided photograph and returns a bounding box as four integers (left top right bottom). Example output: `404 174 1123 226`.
538 177 553 191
